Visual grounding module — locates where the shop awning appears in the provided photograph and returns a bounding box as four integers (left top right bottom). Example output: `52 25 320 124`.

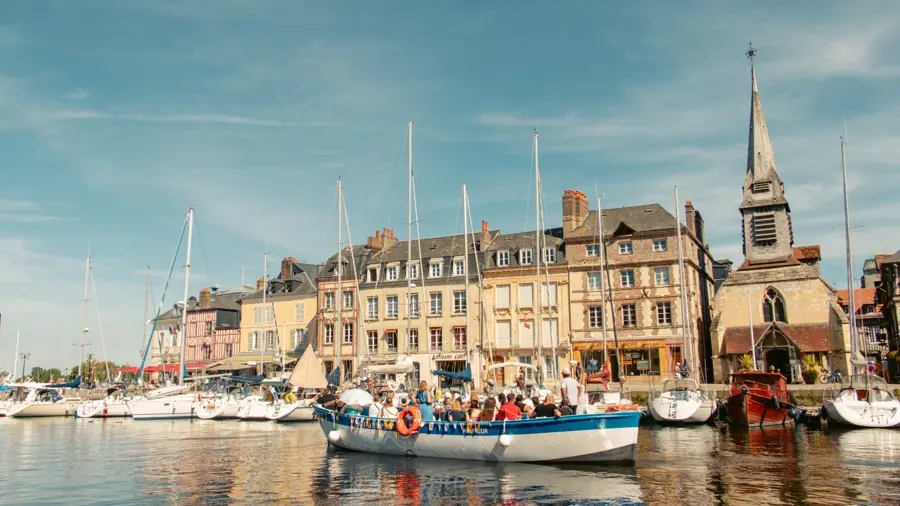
117 366 140 374
143 362 207 373
572 339 673 351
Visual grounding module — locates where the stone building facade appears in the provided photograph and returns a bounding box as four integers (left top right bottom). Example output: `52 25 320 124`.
562 190 717 382
709 54 851 383
876 250 900 379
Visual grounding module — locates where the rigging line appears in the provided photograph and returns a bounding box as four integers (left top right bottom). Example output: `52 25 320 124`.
194 221 212 287
411 172 434 378
136 213 189 382
522 139 535 237
538 178 561 386
444 186 464 284
319 184 339 253
88 265 112 382
340 188 368 369
385 127 409 232
464 191 491 376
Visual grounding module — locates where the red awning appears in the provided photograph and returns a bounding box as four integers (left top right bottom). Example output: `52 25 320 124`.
117 366 140 374
142 363 209 373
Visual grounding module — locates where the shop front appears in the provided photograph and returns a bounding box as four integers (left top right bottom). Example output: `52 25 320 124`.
572 339 677 382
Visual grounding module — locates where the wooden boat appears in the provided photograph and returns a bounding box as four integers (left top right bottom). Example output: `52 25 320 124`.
822 375 900 428
314 406 640 463
723 372 793 427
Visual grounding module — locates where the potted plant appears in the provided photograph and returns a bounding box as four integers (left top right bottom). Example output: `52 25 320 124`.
737 354 754 372
801 355 820 384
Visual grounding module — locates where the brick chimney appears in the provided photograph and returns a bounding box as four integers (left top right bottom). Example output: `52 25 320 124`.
481 220 492 249
367 229 383 251
199 288 211 308
367 227 398 252
684 201 696 235
562 189 588 237
256 276 265 291
281 256 297 280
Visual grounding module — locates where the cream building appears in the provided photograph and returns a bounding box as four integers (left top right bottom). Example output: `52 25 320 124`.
709 50 851 383
562 189 717 383
237 257 320 368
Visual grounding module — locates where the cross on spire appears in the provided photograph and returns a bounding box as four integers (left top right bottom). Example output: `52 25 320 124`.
746 42 757 63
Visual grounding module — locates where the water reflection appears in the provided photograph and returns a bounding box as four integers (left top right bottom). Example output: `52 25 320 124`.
0 418 898 505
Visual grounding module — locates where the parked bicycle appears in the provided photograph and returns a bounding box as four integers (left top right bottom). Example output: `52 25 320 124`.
818 369 842 384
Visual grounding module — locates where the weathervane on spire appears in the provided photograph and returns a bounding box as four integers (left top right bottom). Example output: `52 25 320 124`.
746 42 757 64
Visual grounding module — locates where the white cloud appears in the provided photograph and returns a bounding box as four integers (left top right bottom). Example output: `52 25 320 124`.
0 198 61 223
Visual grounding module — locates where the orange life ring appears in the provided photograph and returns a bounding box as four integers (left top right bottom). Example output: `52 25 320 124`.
396 406 422 437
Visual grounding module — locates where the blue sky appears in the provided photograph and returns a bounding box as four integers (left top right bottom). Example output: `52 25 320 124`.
2 1 899 371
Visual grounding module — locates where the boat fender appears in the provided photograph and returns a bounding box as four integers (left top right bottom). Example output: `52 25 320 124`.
285 393 296 404
328 430 340 443
499 434 512 447
103 407 108 416
771 396 780 411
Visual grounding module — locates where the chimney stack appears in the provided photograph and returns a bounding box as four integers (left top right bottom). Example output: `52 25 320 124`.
256 276 265 291
199 288 211 309
367 227 398 252
684 201 696 235
480 220 492 249
562 189 589 237
281 257 297 280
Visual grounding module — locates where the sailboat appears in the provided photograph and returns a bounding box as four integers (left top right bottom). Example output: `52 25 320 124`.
267 345 328 422
822 137 900 428
648 186 716 424
128 208 200 420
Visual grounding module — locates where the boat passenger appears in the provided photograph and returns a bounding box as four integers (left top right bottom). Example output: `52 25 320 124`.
533 394 562 418
368 395 385 418
478 398 497 421
497 393 522 421
560 368 582 409
446 400 468 422
468 397 482 421
342 401 362 416
316 386 338 409
514 394 527 414
380 392 399 418
558 398 574 416
415 381 435 421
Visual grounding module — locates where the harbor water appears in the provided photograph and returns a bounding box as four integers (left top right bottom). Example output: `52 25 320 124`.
0 418 898 505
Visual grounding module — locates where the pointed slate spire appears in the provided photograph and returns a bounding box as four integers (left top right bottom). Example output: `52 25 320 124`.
746 43 777 182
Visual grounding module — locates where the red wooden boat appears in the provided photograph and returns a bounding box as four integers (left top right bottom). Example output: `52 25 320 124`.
724 372 793 427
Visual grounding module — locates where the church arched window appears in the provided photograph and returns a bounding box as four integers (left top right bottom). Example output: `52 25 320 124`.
762 288 787 323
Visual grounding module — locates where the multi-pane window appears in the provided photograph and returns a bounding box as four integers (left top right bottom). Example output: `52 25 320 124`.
497 250 510 267
656 302 672 325
453 260 465 276
266 330 275 349
408 293 419 317
386 265 398 281
367 267 379 283
386 331 397 352
343 323 354 344
453 327 467 350
386 295 399 318
619 242 633 254
586 244 600 257
367 331 378 353
762 288 787 323
205 321 213 335
367 297 379 319
408 329 419 352
429 262 443 278
429 292 443 315
265 305 275 323
291 329 304 348
324 324 334 344
324 292 334 310
253 306 262 325
343 291 353 309
520 249 533 265
653 239 667 252
430 328 443 351
620 270 635 288
518 283 534 307
589 306 603 328
654 267 670 285
588 272 602 291
295 303 304 321
248 331 258 350
543 247 556 264
622 304 637 327
408 262 419 280
496 284 511 308
453 290 467 314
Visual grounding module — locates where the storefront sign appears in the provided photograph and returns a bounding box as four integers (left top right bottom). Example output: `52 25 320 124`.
435 353 465 361
637 360 650 371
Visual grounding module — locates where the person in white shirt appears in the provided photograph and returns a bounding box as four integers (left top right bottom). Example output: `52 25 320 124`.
560 368 582 410
368 395 385 418
380 391 399 418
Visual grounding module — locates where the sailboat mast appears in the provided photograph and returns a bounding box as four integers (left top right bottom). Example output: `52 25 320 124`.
747 290 757 370
178 208 194 386
674 186 691 374
407 120 413 358
596 196 610 365
13 330 20 381
79 247 91 379
463 184 474 388
143 266 150 359
336 178 343 385
260 252 268 374
533 129 544 386
841 138 860 371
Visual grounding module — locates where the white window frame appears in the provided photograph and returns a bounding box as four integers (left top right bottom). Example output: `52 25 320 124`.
343 323 353 344
453 259 465 276
408 329 419 352
386 331 398 352
452 327 467 351
367 330 378 354
386 265 399 281
589 306 603 328
386 295 399 318
253 306 262 325
407 262 419 280
430 328 443 351
497 250 510 267
622 304 637 327
586 244 600 257
408 293 419 317
541 282 558 306
496 284 511 308
453 290 467 314
265 306 274 323
656 302 672 325
588 272 602 291
619 241 633 254
620 269 635 288
249 331 258 350
654 266 670 285
543 247 556 264
429 292 443 316
295 303 304 322
324 324 334 345
367 296 379 319
518 283 534 307
429 261 443 278
519 249 533 265
343 291 353 309
653 239 667 252
367 266 379 283
324 292 334 310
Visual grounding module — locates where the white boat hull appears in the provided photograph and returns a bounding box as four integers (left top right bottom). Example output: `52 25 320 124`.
7 399 80 418
0 400 9 417
196 398 241 420
823 399 900 428
128 395 198 420
315 407 640 463
267 402 316 422
237 397 271 421
76 399 132 418
648 397 716 424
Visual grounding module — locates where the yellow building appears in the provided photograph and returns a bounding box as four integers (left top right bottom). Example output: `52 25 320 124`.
480 227 570 390
237 257 319 366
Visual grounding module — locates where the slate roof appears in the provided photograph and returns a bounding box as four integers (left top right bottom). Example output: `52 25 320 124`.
320 245 371 280
884 249 900 264
152 286 251 321
723 322 831 354
569 204 680 240
244 261 323 300
482 228 566 269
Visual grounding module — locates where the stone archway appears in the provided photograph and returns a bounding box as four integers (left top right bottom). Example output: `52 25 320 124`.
756 327 799 383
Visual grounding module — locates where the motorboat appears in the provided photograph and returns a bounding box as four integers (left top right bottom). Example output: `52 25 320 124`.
583 391 638 414
648 379 716 424
76 387 136 418
236 394 270 420
822 375 900 428
6 386 82 418
196 387 247 420
267 394 317 422
722 372 794 427
315 406 640 463
127 387 199 420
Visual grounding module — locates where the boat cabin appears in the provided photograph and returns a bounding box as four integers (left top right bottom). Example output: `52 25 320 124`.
662 379 700 392
730 372 789 403
837 375 896 403
28 388 63 403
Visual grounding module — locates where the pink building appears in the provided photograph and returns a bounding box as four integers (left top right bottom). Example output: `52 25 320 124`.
184 287 248 364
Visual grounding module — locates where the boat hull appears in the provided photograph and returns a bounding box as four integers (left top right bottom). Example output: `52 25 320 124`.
76 400 131 418
196 398 241 420
268 402 315 422
724 392 791 427
237 398 271 421
648 397 716 424
315 407 639 463
128 396 197 420
7 400 80 418
823 399 900 428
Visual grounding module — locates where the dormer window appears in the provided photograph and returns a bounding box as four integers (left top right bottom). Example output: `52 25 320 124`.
367 266 379 283
407 262 419 280
386 265 398 282
519 249 533 265
497 250 510 267
429 260 443 278
453 259 465 276
543 247 556 264
752 181 771 193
